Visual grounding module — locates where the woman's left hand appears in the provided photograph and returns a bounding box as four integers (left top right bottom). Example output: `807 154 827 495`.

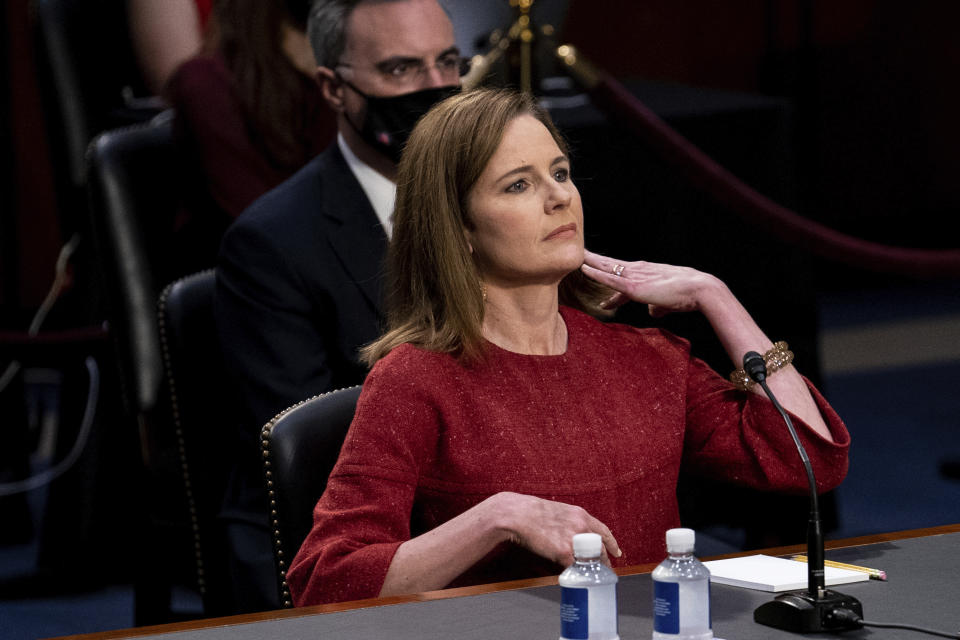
582 252 836 442
581 250 720 317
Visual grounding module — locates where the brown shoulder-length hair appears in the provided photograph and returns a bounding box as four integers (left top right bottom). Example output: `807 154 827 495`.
361 88 612 366
211 0 317 169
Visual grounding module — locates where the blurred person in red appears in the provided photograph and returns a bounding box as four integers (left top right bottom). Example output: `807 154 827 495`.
164 0 335 277
128 0 214 95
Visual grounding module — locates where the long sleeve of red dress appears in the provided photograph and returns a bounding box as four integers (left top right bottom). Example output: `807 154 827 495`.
287 307 850 606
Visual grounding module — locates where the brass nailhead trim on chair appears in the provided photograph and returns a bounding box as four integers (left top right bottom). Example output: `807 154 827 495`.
261 388 352 608
157 270 216 599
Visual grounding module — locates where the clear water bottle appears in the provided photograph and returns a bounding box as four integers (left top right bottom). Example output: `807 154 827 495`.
651 528 712 640
559 532 619 640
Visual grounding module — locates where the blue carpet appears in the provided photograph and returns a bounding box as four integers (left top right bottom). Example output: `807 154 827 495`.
0 485 136 640
0 582 134 640
824 361 960 539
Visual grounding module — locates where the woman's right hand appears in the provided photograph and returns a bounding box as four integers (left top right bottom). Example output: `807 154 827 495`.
491 492 621 567
380 491 621 597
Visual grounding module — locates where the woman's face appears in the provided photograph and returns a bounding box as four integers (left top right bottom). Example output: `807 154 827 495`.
465 114 584 287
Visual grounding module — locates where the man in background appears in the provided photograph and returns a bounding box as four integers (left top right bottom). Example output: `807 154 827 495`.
214 0 465 611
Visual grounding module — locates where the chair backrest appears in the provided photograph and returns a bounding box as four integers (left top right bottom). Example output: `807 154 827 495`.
157 269 236 616
86 113 194 624
86 112 177 416
33 0 158 192
33 0 164 335
261 385 362 607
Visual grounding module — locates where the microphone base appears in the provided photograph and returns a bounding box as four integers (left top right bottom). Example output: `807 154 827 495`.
754 589 863 633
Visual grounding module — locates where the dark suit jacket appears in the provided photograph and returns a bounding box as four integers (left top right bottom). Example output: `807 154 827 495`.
215 143 387 521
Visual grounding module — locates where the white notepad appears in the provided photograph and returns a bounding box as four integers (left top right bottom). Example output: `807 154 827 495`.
702 554 871 592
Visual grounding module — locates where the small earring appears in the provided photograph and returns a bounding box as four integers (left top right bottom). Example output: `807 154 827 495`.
481 283 487 301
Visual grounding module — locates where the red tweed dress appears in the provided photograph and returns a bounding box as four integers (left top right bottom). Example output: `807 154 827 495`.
287 307 850 606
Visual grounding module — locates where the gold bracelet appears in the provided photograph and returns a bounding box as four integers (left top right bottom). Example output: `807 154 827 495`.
729 341 794 391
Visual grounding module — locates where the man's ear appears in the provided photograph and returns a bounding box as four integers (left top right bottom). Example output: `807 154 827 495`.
317 66 345 112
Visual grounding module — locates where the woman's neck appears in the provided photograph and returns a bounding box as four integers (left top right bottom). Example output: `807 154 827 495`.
481 285 567 356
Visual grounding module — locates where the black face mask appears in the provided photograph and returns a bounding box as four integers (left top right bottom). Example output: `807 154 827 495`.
341 80 460 164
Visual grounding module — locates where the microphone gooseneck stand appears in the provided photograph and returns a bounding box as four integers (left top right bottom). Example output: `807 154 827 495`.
742 351 863 633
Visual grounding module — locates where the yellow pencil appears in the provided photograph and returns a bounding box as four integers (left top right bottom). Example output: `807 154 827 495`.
791 555 887 581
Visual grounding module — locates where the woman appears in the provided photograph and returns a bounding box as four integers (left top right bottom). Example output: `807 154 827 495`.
128 0 214 96
165 0 335 276
286 88 850 606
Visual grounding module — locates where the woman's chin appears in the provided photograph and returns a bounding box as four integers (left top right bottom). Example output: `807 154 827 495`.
553 257 587 282
560 246 586 272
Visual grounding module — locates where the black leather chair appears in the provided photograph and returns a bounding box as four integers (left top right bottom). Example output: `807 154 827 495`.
86 113 179 427
261 385 362 607
157 270 237 616
86 113 195 624
32 0 163 329
6 0 158 578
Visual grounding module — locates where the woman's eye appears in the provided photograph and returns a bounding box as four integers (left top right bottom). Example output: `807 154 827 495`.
554 168 569 182
506 180 528 193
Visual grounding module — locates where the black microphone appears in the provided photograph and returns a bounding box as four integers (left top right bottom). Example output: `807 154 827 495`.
743 350 768 384
743 351 863 633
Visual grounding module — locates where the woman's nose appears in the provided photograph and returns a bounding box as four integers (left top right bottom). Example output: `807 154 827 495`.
545 181 572 213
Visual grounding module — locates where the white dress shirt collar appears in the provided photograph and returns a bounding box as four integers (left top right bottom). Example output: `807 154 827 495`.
337 133 395 239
